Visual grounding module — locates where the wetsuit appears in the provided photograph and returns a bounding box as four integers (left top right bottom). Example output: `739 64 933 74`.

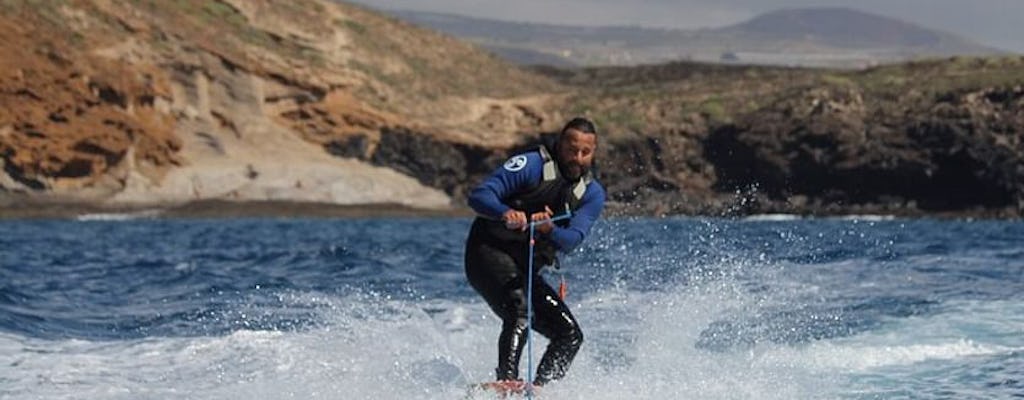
465 145 606 386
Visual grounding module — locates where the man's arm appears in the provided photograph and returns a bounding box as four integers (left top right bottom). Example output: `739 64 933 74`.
545 181 606 252
467 153 542 219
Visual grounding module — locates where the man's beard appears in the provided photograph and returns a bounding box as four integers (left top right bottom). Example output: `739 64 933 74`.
559 160 589 180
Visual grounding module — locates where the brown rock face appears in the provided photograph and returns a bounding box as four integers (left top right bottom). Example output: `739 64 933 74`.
1 1 1021 218
0 10 180 194
0 0 557 209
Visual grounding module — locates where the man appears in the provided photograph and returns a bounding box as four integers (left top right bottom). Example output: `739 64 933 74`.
464 117 606 388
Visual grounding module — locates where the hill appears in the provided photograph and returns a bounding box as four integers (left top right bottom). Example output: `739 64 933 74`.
722 8 947 48
389 7 1002 68
714 7 995 56
0 0 564 212
1 1 1022 219
540 56 1024 216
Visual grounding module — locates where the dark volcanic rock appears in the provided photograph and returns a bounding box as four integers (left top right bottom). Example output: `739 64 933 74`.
325 127 548 208
704 84 1024 216
359 127 507 200
356 83 1023 219
598 131 718 215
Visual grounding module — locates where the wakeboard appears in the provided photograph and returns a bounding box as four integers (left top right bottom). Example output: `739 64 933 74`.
465 380 539 399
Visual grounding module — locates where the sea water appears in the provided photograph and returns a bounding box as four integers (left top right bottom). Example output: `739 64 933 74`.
1 216 1022 399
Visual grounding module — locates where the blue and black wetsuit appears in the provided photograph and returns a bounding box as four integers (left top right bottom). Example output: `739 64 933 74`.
464 145 606 385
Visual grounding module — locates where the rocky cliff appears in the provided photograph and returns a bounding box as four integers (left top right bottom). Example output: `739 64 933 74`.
1 1 1022 218
0 0 562 213
549 58 1024 217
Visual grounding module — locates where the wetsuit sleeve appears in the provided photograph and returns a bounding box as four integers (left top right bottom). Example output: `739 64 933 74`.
546 181 606 252
467 152 544 219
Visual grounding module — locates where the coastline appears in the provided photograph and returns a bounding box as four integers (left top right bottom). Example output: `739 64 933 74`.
1 198 1019 221
0 200 473 220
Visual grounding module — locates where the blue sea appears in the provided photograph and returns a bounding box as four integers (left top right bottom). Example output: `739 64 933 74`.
1 215 1022 399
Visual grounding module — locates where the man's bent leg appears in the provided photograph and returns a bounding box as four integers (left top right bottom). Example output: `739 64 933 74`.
464 235 530 381
531 282 584 386
496 286 528 380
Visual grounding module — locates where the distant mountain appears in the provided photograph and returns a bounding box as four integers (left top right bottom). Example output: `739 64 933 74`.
718 7 985 51
388 7 1002 68
387 10 684 66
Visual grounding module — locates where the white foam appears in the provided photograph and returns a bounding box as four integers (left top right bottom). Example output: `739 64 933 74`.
2 287 1020 399
743 214 803 222
75 209 163 221
831 215 897 222
0 282 816 400
762 338 1011 372
741 214 898 222
547 278 831 400
754 299 1024 376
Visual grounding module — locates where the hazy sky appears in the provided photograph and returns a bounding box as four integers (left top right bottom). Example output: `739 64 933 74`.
349 0 1024 53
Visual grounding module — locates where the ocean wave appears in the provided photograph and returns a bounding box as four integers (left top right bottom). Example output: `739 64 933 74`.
742 214 803 222
75 209 163 221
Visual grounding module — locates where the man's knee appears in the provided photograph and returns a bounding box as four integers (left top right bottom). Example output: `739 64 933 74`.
499 287 527 322
547 318 583 349
502 316 528 333
553 306 583 346
562 326 583 348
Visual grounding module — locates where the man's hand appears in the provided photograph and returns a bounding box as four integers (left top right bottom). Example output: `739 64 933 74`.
530 205 555 235
502 209 528 231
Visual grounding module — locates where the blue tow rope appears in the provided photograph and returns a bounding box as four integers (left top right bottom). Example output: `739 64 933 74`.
525 212 572 398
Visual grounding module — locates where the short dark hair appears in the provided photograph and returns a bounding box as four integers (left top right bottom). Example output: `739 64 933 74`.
560 117 597 136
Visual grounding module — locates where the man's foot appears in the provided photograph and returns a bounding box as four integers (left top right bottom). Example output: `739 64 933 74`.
479 379 526 395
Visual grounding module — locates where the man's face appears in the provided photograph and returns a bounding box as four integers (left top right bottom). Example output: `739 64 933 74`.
557 128 597 180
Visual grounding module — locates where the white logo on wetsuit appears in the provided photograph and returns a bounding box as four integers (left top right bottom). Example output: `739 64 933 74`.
503 155 528 172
